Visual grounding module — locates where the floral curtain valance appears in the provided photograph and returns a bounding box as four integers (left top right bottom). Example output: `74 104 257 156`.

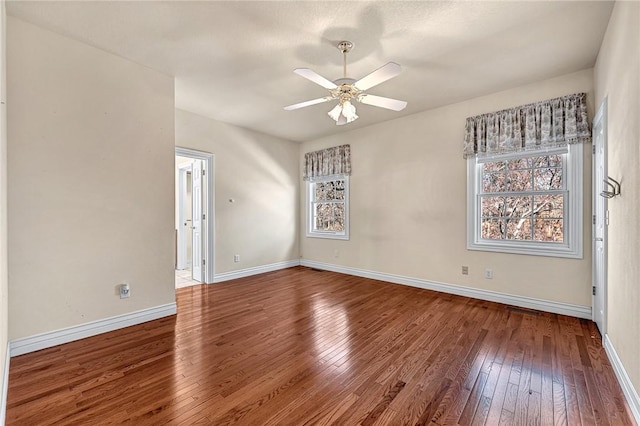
303 144 351 181
463 93 591 159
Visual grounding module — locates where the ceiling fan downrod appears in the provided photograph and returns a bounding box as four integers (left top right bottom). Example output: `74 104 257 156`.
331 41 360 105
337 41 353 79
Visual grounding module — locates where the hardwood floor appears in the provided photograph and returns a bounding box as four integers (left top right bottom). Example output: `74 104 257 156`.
6 266 635 425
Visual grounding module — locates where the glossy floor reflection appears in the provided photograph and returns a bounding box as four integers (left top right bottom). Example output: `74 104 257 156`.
6 267 635 425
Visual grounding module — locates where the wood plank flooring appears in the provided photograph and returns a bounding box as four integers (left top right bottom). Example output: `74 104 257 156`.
6 266 635 425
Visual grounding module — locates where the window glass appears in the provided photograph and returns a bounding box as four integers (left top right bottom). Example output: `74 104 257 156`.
307 177 349 239
467 145 582 258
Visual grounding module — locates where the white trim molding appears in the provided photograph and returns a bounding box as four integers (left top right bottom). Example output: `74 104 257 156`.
9 303 177 357
604 334 640 423
300 260 591 319
214 260 300 283
1 343 9 426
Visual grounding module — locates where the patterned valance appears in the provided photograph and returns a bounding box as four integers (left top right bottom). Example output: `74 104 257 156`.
303 144 351 181
463 93 591 159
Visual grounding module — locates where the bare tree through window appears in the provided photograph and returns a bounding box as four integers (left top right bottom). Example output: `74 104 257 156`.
311 179 346 233
480 155 565 242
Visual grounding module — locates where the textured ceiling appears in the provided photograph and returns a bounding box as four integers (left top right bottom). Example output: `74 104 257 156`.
7 1 613 142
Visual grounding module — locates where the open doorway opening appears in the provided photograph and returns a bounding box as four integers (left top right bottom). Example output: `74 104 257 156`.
175 147 214 288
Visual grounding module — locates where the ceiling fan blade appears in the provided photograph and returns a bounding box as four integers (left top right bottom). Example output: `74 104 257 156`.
294 68 337 89
354 62 402 91
358 94 407 111
284 96 333 111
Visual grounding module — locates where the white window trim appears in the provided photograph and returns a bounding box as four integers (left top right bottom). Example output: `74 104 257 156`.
306 176 350 240
466 144 583 258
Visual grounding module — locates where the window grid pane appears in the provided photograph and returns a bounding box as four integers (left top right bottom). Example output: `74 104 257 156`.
313 202 345 232
480 154 565 243
311 179 346 234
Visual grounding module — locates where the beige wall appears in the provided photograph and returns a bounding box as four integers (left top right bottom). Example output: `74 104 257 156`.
301 69 594 307
594 0 640 404
7 17 176 339
0 0 7 419
175 109 299 275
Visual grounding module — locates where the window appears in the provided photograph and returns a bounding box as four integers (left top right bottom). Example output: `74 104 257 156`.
307 176 349 239
467 145 583 258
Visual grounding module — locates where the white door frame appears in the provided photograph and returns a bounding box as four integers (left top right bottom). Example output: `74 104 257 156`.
176 147 215 284
592 98 608 334
176 162 192 270
190 159 203 282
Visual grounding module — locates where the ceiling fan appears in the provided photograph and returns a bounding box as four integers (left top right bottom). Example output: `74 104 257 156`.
284 41 407 125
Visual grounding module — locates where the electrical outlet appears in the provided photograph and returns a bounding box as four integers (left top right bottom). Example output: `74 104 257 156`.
484 269 493 279
462 266 469 275
234 254 240 263
333 249 339 258
120 283 130 299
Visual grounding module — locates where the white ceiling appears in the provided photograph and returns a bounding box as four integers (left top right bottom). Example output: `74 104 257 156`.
7 1 613 142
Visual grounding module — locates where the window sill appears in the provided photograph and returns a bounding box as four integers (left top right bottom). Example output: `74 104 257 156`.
306 232 349 241
467 241 582 259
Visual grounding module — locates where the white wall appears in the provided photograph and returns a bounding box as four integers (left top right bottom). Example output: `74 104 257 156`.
7 17 176 340
175 109 299 275
175 155 194 267
594 0 640 411
301 69 594 308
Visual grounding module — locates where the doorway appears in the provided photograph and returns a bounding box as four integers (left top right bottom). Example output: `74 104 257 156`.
175 147 214 287
592 98 608 335
176 162 193 271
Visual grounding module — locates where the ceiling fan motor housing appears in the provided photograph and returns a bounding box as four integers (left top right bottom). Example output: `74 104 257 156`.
334 78 356 86
331 79 361 103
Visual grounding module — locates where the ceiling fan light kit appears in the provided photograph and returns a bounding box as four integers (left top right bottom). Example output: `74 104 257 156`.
329 100 358 125
284 40 407 125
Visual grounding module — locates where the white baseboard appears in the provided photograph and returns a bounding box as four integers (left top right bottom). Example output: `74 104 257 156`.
604 334 640 423
1 343 9 426
300 260 592 319
213 259 300 283
9 303 177 357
